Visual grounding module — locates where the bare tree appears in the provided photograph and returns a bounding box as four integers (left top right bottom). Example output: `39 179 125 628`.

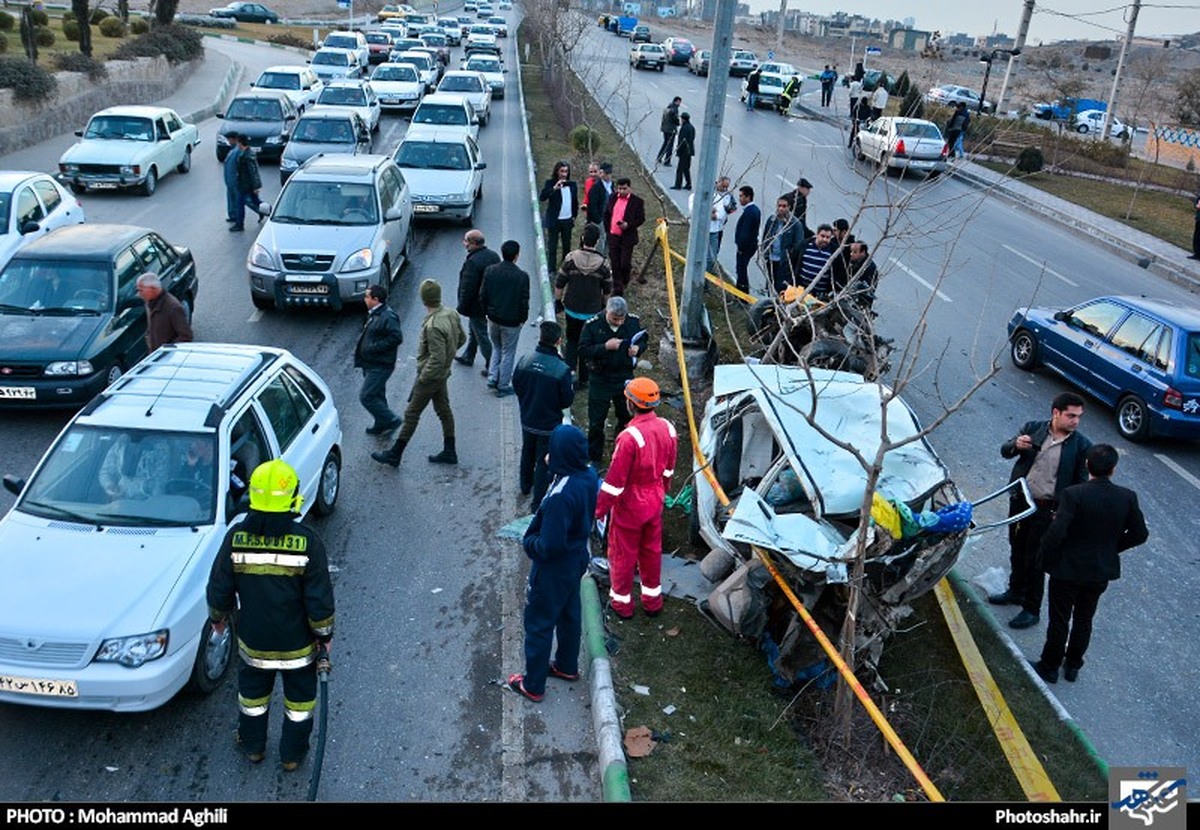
72 0 93 58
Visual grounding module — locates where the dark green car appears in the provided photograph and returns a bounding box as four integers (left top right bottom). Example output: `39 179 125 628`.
0 225 197 409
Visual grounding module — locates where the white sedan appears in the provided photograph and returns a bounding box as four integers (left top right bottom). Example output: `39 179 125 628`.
57 105 200 197
1074 109 1132 139
371 62 425 113
463 54 505 99
924 84 994 114
0 172 85 273
853 116 949 177
311 79 382 133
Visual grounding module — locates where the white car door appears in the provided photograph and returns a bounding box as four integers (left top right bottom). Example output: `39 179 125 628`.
379 165 411 273
254 372 322 512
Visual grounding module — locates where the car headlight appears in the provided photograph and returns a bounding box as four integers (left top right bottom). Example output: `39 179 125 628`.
94 630 168 667
264 136 283 145
119 165 137 175
61 163 80 174
280 157 298 171
216 133 231 146
44 360 94 377
249 243 276 269
342 248 374 271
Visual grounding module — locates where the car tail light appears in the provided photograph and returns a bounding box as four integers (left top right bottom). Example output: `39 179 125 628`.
941 143 949 158
1163 387 1183 410
894 139 907 157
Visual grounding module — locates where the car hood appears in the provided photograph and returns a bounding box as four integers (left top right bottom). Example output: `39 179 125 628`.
0 310 108 361
373 80 423 95
61 140 152 165
313 104 373 123
257 220 379 258
282 139 359 163
220 118 286 139
401 167 475 196
0 512 207 641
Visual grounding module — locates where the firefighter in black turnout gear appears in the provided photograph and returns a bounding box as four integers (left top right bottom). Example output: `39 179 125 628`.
207 459 335 772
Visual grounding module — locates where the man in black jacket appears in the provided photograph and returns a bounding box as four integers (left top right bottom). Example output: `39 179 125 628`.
454 228 500 372
992 391 1093 630
481 239 530 396
355 284 404 434
586 162 614 255
513 321 575 512
656 96 681 165
733 185 761 294
231 133 266 232
539 160 579 271
1031 444 1148 684
671 112 695 190
578 296 644 464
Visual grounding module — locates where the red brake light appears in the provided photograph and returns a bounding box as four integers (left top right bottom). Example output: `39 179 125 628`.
941 143 949 158
894 139 906 156
1163 387 1183 410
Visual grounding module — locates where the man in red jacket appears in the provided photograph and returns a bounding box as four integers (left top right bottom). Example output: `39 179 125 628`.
594 377 678 618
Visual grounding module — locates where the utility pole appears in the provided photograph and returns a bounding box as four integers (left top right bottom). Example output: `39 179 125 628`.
1102 0 1140 141
775 0 787 55
995 0 1034 116
680 0 736 341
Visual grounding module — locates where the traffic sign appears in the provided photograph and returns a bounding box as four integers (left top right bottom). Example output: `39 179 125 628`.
865 46 881 56
766 50 774 60
336 0 349 7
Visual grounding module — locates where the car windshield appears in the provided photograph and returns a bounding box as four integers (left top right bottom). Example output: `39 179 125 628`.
313 51 351 66
470 26 492 34
394 140 470 170
273 180 380 226
257 72 301 91
291 117 357 143
424 34 446 45
19 427 218 527
440 76 482 93
413 104 468 126
84 115 154 141
318 87 367 106
367 33 391 45
374 65 418 82
394 39 424 51
642 45 663 53
896 122 942 139
735 51 755 60
225 97 282 120
325 36 358 49
400 54 432 70
760 75 784 90
0 259 111 314
466 59 499 72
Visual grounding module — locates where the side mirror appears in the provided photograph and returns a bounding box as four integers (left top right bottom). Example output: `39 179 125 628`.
118 296 142 313
475 161 487 170
1053 310 1069 322
217 112 225 119
384 206 404 222
75 129 84 137
19 220 41 235
3 475 25 497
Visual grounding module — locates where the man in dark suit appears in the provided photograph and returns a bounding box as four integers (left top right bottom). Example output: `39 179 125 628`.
355 284 404 435
454 229 501 372
1031 444 1148 684
760 197 805 294
539 160 579 272
604 177 646 296
992 391 1093 630
586 162 614 256
733 185 761 295
670 112 695 190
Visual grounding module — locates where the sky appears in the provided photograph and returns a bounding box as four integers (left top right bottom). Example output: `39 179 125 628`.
739 1 1199 43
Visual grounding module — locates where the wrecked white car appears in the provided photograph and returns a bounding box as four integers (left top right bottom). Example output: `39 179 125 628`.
692 364 1017 685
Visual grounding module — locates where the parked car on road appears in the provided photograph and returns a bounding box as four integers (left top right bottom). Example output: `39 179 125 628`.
463 54 506 98
687 49 711 76
393 49 440 92
853 116 948 177
729 49 758 77
393 126 485 224
410 92 480 142
312 79 382 134
437 16 463 44
1008 295 1200 441
662 36 695 66
0 342 341 711
370 62 425 114
924 83 993 113
630 42 666 71
436 71 492 127
630 24 651 43
251 65 324 114
0 172 85 273
278 109 373 184
215 89 299 163
1073 109 1131 139
365 30 395 65
377 3 415 23
487 16 508 36
57 106 200 197
0 224 196 408
859 68 895 93
319 31 370 71
249 155 413 310
308 47 362 83
208 1 278 23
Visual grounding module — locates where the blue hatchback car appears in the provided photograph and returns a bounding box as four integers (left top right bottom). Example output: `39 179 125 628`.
1008 295 1200 441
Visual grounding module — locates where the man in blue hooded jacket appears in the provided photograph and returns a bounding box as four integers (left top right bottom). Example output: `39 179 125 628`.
507 424 598 702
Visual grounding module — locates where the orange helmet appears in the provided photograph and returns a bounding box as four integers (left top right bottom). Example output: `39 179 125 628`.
624 377 661 408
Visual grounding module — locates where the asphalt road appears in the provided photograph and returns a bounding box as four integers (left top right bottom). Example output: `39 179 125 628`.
573 19 1200 782
0 24 600 802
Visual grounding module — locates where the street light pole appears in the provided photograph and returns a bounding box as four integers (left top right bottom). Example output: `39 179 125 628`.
979 48 1020 114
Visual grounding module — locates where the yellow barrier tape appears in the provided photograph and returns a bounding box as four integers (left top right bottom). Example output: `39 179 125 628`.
934 580 1062 802
656 218 945 803
665 245 757 305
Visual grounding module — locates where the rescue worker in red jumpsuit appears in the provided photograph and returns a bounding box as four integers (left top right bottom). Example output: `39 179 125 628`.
594 377 679 618
206 459 335 772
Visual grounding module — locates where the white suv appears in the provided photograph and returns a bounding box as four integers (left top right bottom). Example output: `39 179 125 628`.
0 343 343 711
249 154 414 310
320 30 370 71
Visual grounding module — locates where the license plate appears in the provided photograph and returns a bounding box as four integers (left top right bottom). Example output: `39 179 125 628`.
0 386 36 400
287 284 330 295
414 204 441 213
89 183 118 190
284 272 323 283
0 674 78 697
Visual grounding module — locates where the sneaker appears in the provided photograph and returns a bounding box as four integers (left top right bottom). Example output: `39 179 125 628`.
1030 659 1058 684
486 379 498 390
549 663 579 682
1063 665 1081 682
1009 610 1040 629
229 225 244 232
987 590 1022 606
454 355 473 367
496 387 515 397
506 673 544 702
480 369 490 378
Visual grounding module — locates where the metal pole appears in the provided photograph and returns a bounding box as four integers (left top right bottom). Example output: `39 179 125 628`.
775 0 786 55
1102 0 1139 141
995 0 1034 116
680 0 736 342
978 53 994 114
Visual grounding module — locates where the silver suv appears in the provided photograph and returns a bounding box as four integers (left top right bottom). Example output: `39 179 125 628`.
248 154 413 311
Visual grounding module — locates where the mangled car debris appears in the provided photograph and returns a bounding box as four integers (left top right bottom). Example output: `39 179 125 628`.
691 364 1016 687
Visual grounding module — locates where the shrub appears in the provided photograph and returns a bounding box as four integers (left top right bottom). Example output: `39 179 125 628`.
0 11 11 32
0 32 6 54
1016 146 1045 173
90 8 109 24
55 51 108 81
569 124 601 156
34 25 54 46
30 8 48 26
63 18 80 40
63 10 76 22
0 55 58 102
267 31 310 48
174 13 235 29
130 16 149 34
110 23 202 63
98 17 127 37
899 87 923 119
893 70 911 98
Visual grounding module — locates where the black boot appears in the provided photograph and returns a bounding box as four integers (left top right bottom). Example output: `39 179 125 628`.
428 436 457 464
371 437 407 468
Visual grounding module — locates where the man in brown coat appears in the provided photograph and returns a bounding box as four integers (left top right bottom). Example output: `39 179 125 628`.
137 272 193 352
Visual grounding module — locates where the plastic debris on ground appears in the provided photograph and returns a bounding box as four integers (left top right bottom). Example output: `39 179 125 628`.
631 684 651 696
497 514 534 540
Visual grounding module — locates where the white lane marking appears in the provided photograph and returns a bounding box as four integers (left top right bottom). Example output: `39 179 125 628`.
888 257 953 303
247 309 263 323
1001 244 1078 287
1155 454 1200 492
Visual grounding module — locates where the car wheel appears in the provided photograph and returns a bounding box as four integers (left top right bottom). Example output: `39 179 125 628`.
188 616 234 695
1010 329 1038 370
313 449 341 516
251 293 274 311
139 168 157 197
1116 395 1151 442
658 64 664 72
177 148 192 174
105 362 124 388
1076 123 1089 134
799 338 868 375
